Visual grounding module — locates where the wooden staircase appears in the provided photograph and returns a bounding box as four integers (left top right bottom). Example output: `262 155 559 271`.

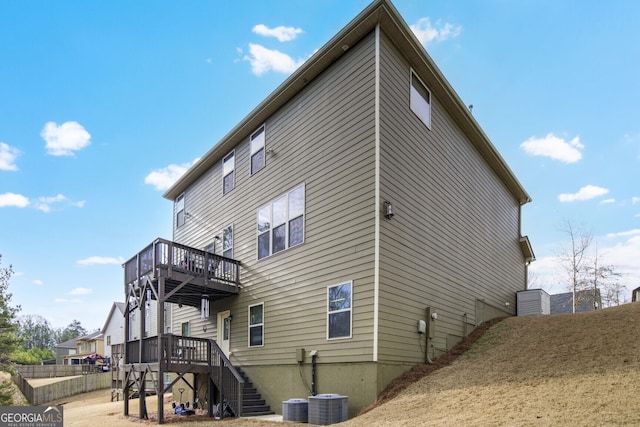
236 368 274 416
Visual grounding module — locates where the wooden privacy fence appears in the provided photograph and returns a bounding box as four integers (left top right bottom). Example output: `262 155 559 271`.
15 364 87 378
13 371 111 405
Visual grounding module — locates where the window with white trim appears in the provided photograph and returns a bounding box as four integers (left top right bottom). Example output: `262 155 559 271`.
175 194 185 228
222 224 233 258
327 281 352 339
248 303 264 347
410 71 431 129
222 224 233 276
257 184 304 260
250 126 265 175
223 151 235 195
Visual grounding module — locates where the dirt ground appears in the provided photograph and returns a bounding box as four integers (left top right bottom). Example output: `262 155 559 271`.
9 302 640 426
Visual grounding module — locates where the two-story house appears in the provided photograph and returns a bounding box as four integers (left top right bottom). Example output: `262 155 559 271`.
62 330 104 365
123 0 533 422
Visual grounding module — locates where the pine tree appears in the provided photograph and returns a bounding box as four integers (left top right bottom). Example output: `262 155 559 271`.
0 255 20 405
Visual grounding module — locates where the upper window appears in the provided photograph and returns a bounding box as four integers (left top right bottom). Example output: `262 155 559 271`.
257 185 305 260
249 303 264 347
222 224 233 258
175 194 185 228
250 126 266 175
328 281 352 340
223 151 235 195
410 71 431 129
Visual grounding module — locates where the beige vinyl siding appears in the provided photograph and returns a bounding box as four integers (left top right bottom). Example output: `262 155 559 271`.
170 32 379 366
376 31 524 363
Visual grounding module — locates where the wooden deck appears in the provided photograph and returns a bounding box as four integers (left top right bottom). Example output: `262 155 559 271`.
124 238 241 308
123 238 245 423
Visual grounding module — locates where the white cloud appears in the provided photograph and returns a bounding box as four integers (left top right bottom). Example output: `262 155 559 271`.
41 121 91 156
410 18 462 45
145 160 198 191
35 194 66 212
0 142 20 171
558 185 609 203
33 279 44 286
632 197 640 205
69 287 93 295
252 24 303 42
54 298 82 303
606 229 640 238
77 256 124 266
520 133 584 163
244 43 306 76
0 192 30 208
600 198 616 205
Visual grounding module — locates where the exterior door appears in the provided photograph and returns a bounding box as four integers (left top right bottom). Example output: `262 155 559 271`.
217 310 231 357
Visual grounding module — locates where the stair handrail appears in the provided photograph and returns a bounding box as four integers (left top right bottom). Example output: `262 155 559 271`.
208 339 244 417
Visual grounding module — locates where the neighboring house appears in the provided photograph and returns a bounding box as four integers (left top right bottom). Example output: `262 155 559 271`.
632 286 640 303
62 331 104 365
123 0 533 422
54 338 77 365
102 302 126 359
551 290 602 314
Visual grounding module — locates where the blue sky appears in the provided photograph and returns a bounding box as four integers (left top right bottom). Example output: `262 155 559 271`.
1 0 639 331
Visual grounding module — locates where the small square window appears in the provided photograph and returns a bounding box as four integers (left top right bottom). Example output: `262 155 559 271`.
410 71 431 129
223 152 235 195
175 194 185 228
250 126 266 175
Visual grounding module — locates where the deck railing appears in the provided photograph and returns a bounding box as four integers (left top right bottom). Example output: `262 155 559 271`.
124 238 241 292
126 335 244 416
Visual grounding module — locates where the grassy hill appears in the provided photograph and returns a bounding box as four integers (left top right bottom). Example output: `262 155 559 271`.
44 302 640 426
340 302 640 426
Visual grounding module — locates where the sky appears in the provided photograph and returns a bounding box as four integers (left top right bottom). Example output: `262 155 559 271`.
1 0 639 332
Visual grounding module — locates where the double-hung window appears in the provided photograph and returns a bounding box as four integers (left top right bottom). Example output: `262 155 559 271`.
222 224 233 275
248 303 264 347
410 70 431 129
175 194 185 228
327 281 352 339
257 184 305 260
223 151 235 195
250 126 266 175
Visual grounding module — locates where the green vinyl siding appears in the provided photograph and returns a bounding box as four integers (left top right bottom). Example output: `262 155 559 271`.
376 31 524 363
171 31 379 366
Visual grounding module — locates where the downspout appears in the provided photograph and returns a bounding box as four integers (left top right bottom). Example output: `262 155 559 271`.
311 352 318 396
372 22 381 363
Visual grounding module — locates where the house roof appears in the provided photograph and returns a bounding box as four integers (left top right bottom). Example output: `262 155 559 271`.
77 330 103 342
102 301 126 333
55 337 78 349
163 0 531 206
550 290 601 314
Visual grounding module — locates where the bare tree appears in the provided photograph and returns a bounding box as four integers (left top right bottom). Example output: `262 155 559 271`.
558 220 592 313
583 244 624 308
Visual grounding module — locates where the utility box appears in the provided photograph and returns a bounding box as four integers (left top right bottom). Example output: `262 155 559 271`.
283 398 308 422
308 394 348 425
517 289 550 316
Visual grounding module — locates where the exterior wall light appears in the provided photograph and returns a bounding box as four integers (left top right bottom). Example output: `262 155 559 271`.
383 201 394 219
